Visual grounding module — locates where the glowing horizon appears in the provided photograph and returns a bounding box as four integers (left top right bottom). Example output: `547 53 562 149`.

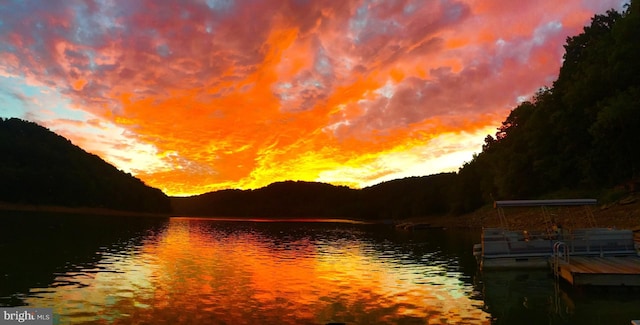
0 0 628 196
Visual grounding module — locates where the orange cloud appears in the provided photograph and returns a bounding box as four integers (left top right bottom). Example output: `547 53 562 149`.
0 0 628 195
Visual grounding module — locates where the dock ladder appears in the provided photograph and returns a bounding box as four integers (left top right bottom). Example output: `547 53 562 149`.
552 241 569 279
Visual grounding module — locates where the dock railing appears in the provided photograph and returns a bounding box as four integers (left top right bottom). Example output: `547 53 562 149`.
566 228 636 256
552 241 568 279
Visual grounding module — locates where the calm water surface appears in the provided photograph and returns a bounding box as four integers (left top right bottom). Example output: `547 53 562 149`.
1 212 639 324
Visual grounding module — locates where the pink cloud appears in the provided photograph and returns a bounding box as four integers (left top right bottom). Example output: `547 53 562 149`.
0 0 628 194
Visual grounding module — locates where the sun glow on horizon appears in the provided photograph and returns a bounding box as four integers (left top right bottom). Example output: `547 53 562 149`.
0 0 628 196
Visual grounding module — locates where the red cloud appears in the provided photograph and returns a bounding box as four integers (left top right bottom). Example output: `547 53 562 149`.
0 0 627 194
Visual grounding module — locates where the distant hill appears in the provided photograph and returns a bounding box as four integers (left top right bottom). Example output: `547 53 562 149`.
171 174 458 220
172 181 357 219
0 118 171 213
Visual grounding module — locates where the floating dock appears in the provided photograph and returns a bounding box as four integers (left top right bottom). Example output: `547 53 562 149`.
550 254 640 286
475 199 640 287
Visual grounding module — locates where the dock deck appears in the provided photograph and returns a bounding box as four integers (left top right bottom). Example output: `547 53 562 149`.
551 255 640 286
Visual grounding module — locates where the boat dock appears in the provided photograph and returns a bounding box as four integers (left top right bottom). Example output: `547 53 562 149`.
550 255 640 286
548 229 640 286
475 199 640 287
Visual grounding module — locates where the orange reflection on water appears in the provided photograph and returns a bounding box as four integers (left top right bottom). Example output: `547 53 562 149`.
25 219 490 324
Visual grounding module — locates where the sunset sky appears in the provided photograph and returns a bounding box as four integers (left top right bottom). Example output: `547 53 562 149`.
0 0 628 196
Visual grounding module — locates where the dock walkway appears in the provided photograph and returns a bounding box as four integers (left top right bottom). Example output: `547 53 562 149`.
551 255 640 286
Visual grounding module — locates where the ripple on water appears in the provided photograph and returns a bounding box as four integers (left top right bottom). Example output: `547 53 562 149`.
14 220 491 324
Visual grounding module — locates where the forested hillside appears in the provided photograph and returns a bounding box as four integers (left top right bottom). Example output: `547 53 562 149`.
0 118 171 213
454 1 640 211
171 173 458 220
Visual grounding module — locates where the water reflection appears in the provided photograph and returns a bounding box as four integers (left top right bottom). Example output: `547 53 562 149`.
7 216 489 324
0 211 166 307
478 269 640 325
5 214 640 324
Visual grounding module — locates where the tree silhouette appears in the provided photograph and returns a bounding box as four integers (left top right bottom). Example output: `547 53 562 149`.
0 118 171 213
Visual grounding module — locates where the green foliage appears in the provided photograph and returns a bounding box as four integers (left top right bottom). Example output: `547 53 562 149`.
457 1 640 206
0 118 171 213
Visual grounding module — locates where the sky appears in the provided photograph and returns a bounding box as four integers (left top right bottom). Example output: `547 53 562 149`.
0 0 629 196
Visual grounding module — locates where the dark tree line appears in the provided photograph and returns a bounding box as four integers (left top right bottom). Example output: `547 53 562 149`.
0 118 171 213
456 1 640 209
171 174 458 221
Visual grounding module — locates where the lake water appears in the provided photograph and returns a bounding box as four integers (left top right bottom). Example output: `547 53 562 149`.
1 212 639 324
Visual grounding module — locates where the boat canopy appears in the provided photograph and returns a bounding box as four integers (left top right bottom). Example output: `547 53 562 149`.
494 199 597 208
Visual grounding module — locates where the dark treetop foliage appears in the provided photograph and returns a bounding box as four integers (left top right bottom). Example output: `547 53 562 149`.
171 174 458 220
458 1 640 207
0 118 171 213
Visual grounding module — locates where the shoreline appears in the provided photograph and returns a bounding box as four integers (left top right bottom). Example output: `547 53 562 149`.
402 193 640 231
2 193 639 231
0 202 171 218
